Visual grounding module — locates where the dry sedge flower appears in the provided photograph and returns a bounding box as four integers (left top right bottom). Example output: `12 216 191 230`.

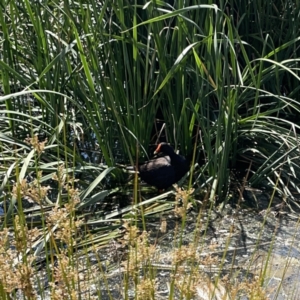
14 215 29 252
136 278 157 300
24 135 47 154
64 184 81 205
13 215 40 252
122 222 140 247
236 276 268 299
122 227 156 276
46 177 82 245
201 253 218 266
17 262 36 298
172 245 198 265
0 223 38 298
46 204 82 246
55 252 73 277
12 172 50 205
0 228 9 249
49 250 100 300
174 185 194 217
52 166 80 192
52 164 66 184
135 231 156 261
174 268 204 299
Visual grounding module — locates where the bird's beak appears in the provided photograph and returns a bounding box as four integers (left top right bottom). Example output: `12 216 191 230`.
154 143 161 155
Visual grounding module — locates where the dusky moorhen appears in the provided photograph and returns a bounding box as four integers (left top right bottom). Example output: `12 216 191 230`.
137 143 189 190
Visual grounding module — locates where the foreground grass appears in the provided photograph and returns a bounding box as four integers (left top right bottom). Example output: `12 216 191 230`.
0 165 299 299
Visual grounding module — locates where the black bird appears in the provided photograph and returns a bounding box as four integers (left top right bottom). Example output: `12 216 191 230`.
137 143 189 190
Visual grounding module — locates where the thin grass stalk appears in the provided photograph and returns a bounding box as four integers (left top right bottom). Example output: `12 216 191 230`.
0 7 14 132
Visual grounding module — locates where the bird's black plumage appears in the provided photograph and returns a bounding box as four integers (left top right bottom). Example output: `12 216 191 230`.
137 143 189 189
